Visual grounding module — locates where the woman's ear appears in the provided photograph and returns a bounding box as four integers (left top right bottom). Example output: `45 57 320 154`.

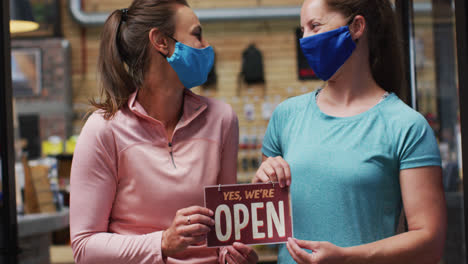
349 15 366 42
149 28 169 56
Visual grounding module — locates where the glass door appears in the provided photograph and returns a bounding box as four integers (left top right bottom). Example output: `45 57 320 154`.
410 0 464 262
0 1 19 263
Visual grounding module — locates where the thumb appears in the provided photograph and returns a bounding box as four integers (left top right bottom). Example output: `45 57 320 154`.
294 238 320 251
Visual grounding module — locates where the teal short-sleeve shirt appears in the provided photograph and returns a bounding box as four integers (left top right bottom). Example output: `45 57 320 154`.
262 91 441 263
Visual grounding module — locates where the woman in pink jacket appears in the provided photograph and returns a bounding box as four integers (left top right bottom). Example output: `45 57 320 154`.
70 0 258 263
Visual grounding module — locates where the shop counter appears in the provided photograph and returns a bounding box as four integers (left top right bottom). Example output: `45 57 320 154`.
17 208 69 264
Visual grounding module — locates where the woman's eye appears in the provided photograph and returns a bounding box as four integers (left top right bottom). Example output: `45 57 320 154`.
311 23 320 30
194 33 202 41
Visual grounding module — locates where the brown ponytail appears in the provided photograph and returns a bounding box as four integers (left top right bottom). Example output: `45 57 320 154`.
326 0 404 95
93 0 189 120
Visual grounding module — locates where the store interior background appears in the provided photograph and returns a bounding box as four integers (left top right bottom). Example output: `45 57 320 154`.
8 0 464 263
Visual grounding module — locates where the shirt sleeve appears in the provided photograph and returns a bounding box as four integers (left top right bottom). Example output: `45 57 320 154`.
398 114 442 170
70 113 165 264
217 106 239 185
262 107 283 157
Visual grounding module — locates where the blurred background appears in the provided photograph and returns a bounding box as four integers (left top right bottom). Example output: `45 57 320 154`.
1 0 467 263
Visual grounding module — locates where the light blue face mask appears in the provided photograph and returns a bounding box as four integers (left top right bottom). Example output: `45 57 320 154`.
166 38 215 89
300 25 356 81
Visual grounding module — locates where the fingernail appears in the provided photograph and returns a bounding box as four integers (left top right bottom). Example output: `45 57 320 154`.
209 210 214 216
287 180 291 186
279 182 284 188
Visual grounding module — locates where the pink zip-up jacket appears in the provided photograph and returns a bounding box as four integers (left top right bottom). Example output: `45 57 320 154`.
70 89 238 264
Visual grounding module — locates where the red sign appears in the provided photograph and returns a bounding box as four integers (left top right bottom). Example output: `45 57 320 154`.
204 182 293 247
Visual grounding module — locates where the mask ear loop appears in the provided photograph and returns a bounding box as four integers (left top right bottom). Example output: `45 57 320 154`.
159 35 178 58
347 16 360 44
167 35 179 43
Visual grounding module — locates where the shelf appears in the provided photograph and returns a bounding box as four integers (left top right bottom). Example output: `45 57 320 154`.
17 207 69 238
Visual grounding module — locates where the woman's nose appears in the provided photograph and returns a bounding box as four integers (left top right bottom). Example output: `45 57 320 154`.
202 39 209 48
302 29 316 38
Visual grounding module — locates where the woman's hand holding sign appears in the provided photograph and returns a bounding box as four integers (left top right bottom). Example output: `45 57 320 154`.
286 238 347 264
225 242 259 264
161 206 215 257
253 155 291 188
254 156 348 263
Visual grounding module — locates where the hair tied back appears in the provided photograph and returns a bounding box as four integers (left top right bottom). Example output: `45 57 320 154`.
121 8 128 22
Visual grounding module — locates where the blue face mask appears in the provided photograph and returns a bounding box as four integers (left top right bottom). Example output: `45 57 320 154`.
300 25 356 81
166 39 215 89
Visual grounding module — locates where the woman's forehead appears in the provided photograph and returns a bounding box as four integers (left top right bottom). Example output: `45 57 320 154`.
174 5 200 32
301 0 328 23
300 0 343 26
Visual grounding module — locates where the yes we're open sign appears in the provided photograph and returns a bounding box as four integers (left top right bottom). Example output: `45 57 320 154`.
204 183 293 247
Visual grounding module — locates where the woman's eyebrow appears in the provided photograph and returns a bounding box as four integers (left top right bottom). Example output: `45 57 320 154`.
308 18 315 23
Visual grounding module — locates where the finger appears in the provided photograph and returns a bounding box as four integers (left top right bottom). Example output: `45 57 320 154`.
184 235 206 245
253 170 270 183
294 238 319 251
262 161 278 183
179 223 211 236
277 157 292 186
184 214 215 227
288 238 312 263
178 206 214 217
271 157 287 188
286 240 303 264
232 242 252 257
252 176 260 183
193 239 207 246
233 243 258 263
227 245 248 264
226 252 239 264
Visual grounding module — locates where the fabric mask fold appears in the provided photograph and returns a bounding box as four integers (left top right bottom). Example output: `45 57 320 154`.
300 25 356 81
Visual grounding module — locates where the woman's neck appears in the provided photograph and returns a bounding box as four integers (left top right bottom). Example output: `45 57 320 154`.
322 48 383 107
137 60 184 135
316 44 387 117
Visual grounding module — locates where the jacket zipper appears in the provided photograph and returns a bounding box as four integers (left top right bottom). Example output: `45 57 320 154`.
168 142 177 168
164 102 206 170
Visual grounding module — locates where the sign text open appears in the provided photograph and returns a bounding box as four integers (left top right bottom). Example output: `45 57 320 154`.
204 183 292 247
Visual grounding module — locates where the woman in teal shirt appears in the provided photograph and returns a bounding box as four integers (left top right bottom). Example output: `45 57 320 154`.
254 0 447 263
